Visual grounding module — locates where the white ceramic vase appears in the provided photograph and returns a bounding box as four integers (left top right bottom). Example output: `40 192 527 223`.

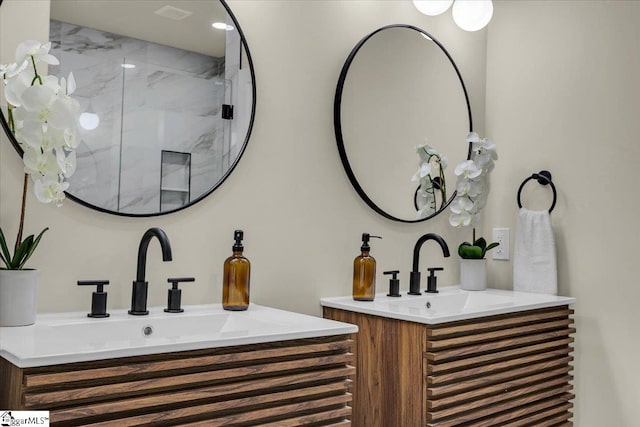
459 258 487 291
0 269 39 327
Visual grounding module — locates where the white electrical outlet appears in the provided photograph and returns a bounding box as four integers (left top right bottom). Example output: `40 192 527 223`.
492 228 510 260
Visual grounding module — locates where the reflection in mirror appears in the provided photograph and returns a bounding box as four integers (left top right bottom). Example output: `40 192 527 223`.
335 25 471 223
0 0 255 216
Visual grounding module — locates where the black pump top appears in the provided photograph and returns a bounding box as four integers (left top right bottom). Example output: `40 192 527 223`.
361 233 382 251
233 230 244 252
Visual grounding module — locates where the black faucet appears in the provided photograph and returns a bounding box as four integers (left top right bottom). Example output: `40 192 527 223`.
409 233 450 295
129 227 173 315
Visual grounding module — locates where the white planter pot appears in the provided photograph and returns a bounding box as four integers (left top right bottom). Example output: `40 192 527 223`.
459 258 487 291
0 269 39 327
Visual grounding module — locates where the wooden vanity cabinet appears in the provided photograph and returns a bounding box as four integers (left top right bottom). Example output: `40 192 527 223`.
0 335 354 426
323 306 575 427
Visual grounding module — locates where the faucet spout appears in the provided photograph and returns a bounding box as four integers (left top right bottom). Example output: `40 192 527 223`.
130 227 173 315
409 233 450 295
136 228 173 282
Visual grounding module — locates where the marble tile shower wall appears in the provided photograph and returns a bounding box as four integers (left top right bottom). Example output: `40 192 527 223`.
49 20 227 214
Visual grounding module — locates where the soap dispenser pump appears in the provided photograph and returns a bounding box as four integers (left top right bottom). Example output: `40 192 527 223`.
353 233 382 301
223 230 251 311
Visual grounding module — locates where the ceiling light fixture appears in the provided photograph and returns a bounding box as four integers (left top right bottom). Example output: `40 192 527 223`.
412 0 493 32
412 0 453 16
79 111 99 131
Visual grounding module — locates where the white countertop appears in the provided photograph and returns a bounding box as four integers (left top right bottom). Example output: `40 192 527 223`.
0 304 358 368
321 286 575 325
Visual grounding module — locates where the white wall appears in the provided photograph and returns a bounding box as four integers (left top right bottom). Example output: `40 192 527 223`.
485 1 640 425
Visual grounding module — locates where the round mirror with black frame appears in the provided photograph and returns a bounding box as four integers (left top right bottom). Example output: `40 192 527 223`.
334 24 472 223
0 0 256 217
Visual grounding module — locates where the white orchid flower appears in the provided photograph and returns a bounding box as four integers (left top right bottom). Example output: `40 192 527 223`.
474 152 494 170
412 161 430 182
449 209 472 228
33 176 68 206
15 40 59 67
0 62 12 76
48 94 79 130
4 39 79 220
466 132 480 144
454 159 481 179
23 148 59 177
450 196 474 213
43 127 69 152
55 149 76 178
439 154 448 170
416 195 436 218
42 74 61 93
20 84 56 113
1 60 28 79
456 179 470 196
63 127 79 149
467 178 486 198
3 70 32 106
473 194 488 212
60 72 76 96
14 116 48 150
449 196 475 226
417 205 435 220
475 137 497 159
419 161 432 178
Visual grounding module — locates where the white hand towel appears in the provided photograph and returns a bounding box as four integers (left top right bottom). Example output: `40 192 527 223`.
513 208 558 295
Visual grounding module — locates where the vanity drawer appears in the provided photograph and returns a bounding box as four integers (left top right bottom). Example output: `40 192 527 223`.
1 335 354 426
424 306 575 427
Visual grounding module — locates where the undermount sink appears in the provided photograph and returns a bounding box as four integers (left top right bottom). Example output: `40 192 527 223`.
48 311 277 343
321 286 576 324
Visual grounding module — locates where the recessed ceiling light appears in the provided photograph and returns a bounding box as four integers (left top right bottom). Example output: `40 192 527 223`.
121 63 136 69
212 22 234 31
154 5 193 21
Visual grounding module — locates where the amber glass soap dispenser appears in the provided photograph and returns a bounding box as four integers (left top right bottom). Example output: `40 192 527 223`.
223 230 251 311
353 233 382 301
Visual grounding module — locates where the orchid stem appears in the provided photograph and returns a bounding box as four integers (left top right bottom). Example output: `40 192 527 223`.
30 55 42 85
15 174 28 254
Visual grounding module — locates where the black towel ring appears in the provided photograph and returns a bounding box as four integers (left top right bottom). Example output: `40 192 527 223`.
517 170 557 213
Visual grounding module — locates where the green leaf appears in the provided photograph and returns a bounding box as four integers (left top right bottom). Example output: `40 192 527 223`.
474 237 487 251
457 242 472 257
459 245 483 259
0 227 12 269
12 234 34 268
17 228 48 269
485 242 500 254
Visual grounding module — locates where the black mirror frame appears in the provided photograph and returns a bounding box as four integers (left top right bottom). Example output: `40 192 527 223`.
0 0 256 217
334 24 473 223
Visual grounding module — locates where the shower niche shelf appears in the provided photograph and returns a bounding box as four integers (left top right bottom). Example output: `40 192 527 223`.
160 150 191 212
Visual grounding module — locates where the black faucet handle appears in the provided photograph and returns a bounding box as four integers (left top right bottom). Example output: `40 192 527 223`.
425 268 443 294
78 279 109 292
78 280 110 318
384 270 401 297
167 277 195 288
165 277 195 313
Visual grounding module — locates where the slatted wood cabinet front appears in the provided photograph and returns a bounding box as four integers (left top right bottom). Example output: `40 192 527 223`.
323 306 575 427
0 335 354 426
